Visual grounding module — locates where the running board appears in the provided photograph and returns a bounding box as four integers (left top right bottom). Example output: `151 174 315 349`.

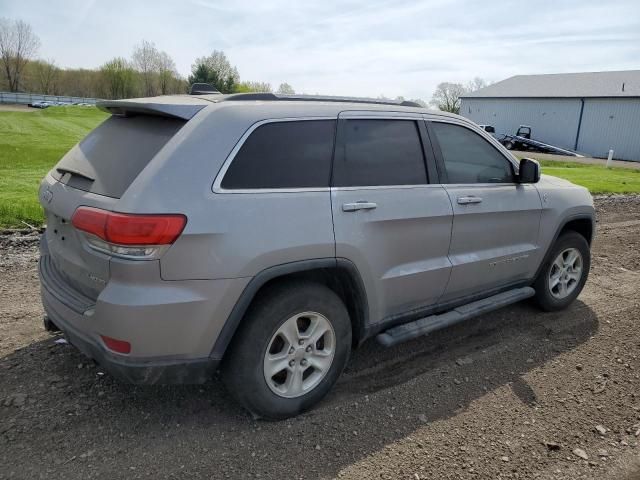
376 287 535 347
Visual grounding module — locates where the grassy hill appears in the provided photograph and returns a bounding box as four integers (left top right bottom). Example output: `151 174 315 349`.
0 106 108 228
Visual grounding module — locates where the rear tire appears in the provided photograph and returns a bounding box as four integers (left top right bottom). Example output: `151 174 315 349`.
222 281 351 420
533 231 590 311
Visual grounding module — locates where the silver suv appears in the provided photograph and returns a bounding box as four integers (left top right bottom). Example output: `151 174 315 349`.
38 92 594 419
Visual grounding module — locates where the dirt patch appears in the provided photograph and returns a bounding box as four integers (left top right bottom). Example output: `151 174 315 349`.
1 197 639 479
0 104 37 112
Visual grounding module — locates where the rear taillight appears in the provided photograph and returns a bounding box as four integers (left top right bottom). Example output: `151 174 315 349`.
71 206 186 259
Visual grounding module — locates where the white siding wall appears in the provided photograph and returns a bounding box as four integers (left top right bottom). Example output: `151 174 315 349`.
460 97 640 161
577 98 640 161
460 98 582 151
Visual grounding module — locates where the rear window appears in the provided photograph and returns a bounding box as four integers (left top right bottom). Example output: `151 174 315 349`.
53 115 185 198
220 120 336 190
332 119 427 187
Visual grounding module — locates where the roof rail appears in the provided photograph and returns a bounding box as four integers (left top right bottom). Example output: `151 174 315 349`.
219 93 423 108
189 83 221 95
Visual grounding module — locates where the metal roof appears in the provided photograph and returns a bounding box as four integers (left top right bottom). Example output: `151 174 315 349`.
461 70 640 99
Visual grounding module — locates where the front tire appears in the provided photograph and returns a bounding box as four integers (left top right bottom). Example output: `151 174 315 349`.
222 281 351 420
533 231 590 311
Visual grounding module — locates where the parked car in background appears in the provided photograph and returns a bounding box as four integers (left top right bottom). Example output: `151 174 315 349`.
29 101 49 109
38 92 595 419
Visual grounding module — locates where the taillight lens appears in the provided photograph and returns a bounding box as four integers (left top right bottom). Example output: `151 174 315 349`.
72 207 186 245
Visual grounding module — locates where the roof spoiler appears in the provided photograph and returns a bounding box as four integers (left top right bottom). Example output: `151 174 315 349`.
96 100 206 120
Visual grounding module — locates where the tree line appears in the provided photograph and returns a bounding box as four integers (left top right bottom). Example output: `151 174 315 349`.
0 18 296 99
0 17 487 109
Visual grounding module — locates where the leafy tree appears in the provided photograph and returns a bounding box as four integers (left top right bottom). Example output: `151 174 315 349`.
429 82 467 114
100 57 136 99
235 81 272 93
276 82 295 94
56 68 101 97
466 77 489 92
157 51 177 95
31 58 58 94
188 50 239 93
429 77 490 113
0 18 40 92
189 63 210 85
132 40 160 96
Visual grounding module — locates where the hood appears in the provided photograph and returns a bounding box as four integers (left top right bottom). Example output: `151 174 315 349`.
538 173 578 188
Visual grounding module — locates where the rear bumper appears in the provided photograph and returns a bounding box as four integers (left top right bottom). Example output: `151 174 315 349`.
41 286 219 384
38 235 249 384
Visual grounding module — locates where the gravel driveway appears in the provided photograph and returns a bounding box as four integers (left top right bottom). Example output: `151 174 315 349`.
1 196 639 480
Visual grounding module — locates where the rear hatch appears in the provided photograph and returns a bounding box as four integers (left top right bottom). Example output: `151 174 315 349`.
40 97 207 303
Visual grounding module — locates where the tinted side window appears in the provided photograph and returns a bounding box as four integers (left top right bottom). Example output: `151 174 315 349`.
221 120 335 189
333 119 427 187
431 122 514 184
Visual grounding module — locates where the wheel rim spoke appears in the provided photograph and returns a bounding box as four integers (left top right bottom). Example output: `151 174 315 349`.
565 250 578 267
307 319 330 345
285 366 305 396
558 280 567 296
553 257 564 271
567 271 581 282
308 354 332 373
264 352 290 378
278 317 300 348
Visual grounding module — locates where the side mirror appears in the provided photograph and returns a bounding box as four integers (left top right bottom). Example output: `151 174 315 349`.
518 158 540 183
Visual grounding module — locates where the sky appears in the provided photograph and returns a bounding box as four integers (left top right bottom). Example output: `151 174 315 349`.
1 0 639 100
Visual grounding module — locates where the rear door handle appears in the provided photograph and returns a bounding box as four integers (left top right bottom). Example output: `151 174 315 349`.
457 196 483 205
342 201 378 212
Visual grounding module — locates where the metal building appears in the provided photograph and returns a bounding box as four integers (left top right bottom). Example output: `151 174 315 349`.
460 70 640 161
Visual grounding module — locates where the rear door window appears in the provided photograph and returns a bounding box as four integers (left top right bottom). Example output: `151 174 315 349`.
220 120 336 190
54 115 185 198
332 119 427 187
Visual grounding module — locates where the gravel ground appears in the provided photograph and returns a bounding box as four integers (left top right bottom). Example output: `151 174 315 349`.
1 196 640 479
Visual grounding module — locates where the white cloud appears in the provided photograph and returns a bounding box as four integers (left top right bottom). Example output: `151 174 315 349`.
1 0 639 100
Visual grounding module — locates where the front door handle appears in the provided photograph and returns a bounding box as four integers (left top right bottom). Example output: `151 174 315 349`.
457 196 483 205
342 201 378 212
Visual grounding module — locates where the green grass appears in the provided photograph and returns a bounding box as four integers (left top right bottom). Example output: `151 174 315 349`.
0 107 108 228
0 107 639 228
536 160 640 194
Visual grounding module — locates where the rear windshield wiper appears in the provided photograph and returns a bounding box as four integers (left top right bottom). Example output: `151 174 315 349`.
56 167 95 182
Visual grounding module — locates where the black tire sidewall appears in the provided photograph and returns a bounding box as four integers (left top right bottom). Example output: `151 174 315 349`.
223 281 351 420
534 232 591 311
